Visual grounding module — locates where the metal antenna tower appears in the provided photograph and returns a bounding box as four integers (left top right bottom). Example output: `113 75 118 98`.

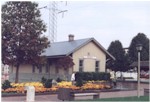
49 1 57 43
39 1 67 43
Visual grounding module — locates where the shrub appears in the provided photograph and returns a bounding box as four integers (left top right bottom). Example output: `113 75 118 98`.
44 79 52 88
104 73 110 80
41 77 52 88
75 78 83 87
2 80 12 90
75 72 110 82
75 72 81 81
83 72 92 81
93 72 99 81
41 76 47 84
56 77 63 83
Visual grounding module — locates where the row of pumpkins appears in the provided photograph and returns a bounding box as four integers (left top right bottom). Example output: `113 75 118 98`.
2 81 111 93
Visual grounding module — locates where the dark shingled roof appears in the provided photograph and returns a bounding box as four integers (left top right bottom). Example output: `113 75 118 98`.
42 38 115 60
130 61 149 68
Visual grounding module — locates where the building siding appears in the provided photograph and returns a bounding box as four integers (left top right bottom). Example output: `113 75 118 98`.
73 41 106 72
9 63 72 82
8 41 107 82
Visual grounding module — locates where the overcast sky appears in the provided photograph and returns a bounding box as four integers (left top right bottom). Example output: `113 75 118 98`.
38 1 150 49
1 1 150 49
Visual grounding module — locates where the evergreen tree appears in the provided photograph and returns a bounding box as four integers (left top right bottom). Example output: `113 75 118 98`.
107 40 128 72
128 33 149 63
2 1 50 82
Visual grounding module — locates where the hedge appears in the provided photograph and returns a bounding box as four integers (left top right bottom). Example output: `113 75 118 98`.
75 72 110 82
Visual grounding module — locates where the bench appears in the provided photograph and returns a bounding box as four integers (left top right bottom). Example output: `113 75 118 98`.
58 88 100 101
144 89 150 96
70 92 99 100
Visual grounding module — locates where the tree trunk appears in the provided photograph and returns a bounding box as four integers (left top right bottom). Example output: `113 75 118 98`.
15 64 20 83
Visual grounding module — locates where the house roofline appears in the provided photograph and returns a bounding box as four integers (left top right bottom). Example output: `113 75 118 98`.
92 38 115 60
46 55 66 58
66 38 93 56
67 38 115 60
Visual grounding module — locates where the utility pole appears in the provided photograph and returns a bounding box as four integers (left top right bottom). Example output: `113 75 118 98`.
136 44 142 98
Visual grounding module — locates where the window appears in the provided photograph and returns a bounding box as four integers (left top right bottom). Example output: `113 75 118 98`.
32 65 35 73
95 61 100 72
79 59 84 72
45 64 49 73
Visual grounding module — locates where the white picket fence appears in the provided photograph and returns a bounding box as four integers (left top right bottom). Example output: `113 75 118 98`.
116 71 137 80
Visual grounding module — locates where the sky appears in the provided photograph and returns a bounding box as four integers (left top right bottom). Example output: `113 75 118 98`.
38 1 150 49
1 1 150 49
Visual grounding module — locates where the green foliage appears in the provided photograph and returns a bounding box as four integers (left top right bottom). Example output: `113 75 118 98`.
75 72 110 87
2 1 50 82
75 78 84 87
75 72 83 81
41 77 52 88
107 40 129 72
75 72 110 82
128 33 149 63
56 77 63 83
103 73 111 80
86 73 92 81
107 33 149 72
2 80 12 90
93 72 99 81
44 79 52 88
55 56 74 69
41 76 47 84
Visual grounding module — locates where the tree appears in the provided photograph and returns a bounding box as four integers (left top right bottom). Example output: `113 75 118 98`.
55 56 74 80
128 33 149 63
2 1 50 83
107 40 128 72
56 56 74 70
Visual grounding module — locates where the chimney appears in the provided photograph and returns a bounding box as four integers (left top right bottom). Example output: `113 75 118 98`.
68 34 74 41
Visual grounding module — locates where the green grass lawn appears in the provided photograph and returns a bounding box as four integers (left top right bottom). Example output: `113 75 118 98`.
80 96 149 101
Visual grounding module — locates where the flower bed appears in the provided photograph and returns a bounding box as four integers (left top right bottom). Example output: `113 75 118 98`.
2 81 111 94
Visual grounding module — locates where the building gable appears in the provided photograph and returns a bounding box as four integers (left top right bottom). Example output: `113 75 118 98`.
42 37 115 60
72 41 106 72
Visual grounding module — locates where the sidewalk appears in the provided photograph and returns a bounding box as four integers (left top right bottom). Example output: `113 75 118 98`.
2 89 145 102
2 94 60 102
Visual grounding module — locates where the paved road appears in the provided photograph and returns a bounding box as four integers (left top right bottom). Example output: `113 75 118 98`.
2 89 146 102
